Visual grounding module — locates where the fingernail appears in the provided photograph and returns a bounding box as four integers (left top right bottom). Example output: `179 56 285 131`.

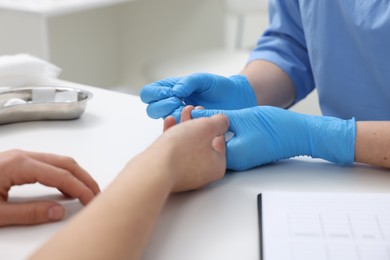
48 205 65 221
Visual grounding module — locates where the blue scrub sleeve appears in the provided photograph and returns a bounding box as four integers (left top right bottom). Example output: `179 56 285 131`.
248 0 315 103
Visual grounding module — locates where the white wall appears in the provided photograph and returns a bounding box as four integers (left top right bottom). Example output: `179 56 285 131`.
118 0 225 92
50 0 226 91
0 10 49 58
49 6 122 88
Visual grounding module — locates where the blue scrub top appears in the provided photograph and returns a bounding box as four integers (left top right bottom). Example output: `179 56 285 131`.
249 0 390 120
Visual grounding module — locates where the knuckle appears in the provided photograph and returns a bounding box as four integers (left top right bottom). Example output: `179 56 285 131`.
188 73 204 82
57 170 79 195
7 148 22 154
54 170 73 191
58 170 72 182
63 156 78 166
6 149 28 164
24 204 42 223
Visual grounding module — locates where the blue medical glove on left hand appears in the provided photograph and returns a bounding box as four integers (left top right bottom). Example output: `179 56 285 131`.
192 106 356 171
140 73 257 121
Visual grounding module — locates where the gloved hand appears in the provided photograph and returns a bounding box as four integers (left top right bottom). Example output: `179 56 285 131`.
192 106 356 171
140 73 258 121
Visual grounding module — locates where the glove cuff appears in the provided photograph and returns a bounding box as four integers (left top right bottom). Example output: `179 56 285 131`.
228 75 258 108
307 116 356 165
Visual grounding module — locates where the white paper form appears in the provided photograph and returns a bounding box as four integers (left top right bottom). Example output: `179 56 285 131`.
259 192 390 260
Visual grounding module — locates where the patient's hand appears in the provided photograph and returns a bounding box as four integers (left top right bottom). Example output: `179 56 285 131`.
163 105 205 131
0 149 100 226
153 105 228 192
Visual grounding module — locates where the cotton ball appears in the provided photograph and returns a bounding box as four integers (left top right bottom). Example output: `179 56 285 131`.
3 98 27 107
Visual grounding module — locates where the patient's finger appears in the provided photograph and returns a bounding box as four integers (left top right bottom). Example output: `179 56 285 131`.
163 116 176 132
180 105 194 122
23 151 100 195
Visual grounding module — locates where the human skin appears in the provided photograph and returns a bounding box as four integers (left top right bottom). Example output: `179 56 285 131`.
242 60 390 169
31 108 228 260
0 150 100 226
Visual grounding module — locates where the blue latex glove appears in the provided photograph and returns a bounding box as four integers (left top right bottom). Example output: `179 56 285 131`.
192 106 356 171
140 73 257 121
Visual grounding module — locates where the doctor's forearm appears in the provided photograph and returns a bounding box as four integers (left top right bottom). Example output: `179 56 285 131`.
355 121 390 168
242 60 296 108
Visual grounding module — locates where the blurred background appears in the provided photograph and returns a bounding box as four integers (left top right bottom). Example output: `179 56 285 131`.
0 0 320 114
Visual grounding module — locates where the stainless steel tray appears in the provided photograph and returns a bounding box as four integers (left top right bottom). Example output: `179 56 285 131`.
0 85 93 124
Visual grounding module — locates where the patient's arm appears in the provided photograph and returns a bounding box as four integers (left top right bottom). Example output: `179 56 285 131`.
31 108 228 260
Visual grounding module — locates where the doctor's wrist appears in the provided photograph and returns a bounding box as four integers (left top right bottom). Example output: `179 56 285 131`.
304 115 356 165
228 74 258 108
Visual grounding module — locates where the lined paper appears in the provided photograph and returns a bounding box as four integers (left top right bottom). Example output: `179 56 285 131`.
259 192 390 260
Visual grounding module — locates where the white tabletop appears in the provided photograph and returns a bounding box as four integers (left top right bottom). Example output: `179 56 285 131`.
0 0 133 16
0 82 389 259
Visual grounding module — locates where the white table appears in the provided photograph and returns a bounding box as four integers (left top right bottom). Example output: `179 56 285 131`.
0 82 389 259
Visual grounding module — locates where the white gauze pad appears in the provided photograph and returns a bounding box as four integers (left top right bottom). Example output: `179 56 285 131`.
55 90 78 103
32 88 56 103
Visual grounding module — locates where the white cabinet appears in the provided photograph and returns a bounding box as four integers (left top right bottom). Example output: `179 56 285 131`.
0 0 133 88
0 0 242 92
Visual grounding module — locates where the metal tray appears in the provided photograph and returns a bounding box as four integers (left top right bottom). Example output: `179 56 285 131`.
0 85 93 124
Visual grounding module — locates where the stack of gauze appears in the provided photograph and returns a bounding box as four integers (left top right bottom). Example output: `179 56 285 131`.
0 53 61 87
0 53 73 107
